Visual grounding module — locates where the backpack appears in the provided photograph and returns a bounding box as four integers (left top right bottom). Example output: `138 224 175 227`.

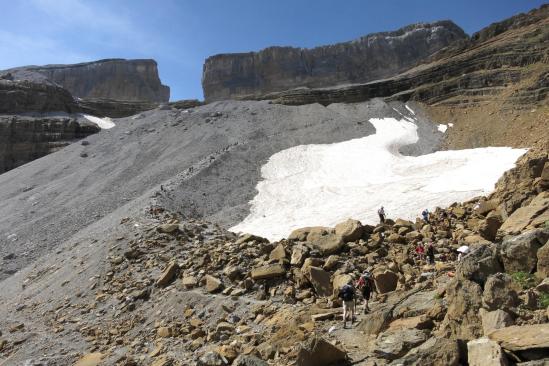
358 272 372 290
339 285 354 301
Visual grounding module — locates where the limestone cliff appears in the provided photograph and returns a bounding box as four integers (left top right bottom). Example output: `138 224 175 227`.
6 59 170 103
202 21 467 101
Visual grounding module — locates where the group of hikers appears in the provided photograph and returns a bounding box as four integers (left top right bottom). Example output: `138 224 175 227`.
337 206 449 328
338 270 376 328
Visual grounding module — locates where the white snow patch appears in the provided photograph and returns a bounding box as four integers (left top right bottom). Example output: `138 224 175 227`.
230 117 526 241
448 123 454 127
81 114 115 129
437 124 448 133
405 104 416 115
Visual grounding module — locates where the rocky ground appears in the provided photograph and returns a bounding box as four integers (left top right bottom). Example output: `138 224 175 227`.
0 146 547 365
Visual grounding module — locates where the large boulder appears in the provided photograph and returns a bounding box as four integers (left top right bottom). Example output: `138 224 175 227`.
204 275 223 293
467 337 509 366
482 273 519 311
478 212 504 242
334 219 364 242
305 266 333 297
295 335 347 366
332 273 353 297
498 192 549 237
479 309 514 335
374 270 399 294
232 355 268 366
289 227 334 242
457 244 502 286
389 337 460 366
269 243 287 261
536 239 549 278
251 264 286 280
500 229 549 273
236 233 269 245
309 234 344 255
372 329 429 360
488 324 549 351
438 279 483 340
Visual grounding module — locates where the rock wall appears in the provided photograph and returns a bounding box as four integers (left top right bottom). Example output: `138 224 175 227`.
6 59 170 103
0 115 99 173
0 79 77 114
202 21 467 101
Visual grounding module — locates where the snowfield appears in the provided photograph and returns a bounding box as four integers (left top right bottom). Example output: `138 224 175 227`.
230 117 526 240
81 114 115 129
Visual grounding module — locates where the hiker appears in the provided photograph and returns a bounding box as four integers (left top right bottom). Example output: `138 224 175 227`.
427 243 435 264
415 242 425 262
338 281 356 328
422 209 430 223
356 270 376 314
378 206 386 224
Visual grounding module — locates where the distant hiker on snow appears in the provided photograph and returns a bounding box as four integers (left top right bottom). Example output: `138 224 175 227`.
338 281 356 328
356 270 376 314
378 206 386 223
422 209 430 223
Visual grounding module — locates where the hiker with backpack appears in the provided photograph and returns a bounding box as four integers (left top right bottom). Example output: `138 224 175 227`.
422 209 430 223
338 280 356 328
427 242 435 264
378 206 386 224
356 270 376 314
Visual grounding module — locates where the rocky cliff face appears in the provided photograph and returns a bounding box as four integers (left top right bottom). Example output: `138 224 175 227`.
0 115 99 172
202 21 467 101
6 59 170 103
248 5 548 150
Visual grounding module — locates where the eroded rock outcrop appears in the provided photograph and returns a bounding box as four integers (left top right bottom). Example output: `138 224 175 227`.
6 59 170 102
0 115 99 172
202 21 467 101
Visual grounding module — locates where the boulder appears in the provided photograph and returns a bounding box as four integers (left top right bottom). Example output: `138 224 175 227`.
439 279 483 340
156 223 179 234
269 244 286 261
323 255 340 271
482 273 519 311
372 329 429 360
374 270 398 294
488 324 549 351
480 309 514 335
236 233 269 245
457 244 502 286
291 245 309 266
305 266 333 297
498 192 549 236
334 219 364 242
309 234 344 255
251 264 286 280
387 233 406 244
232 355 268 366
156 261 179 287
537 239 549 278
475 200 498 216
389 337 460 366
478 212 503 242
332 273 353 296
197 351 225 366
295 336 347 366
288 226 332 242
182 276 198 288
500 229 549 273
205 275 223 293
467 337 509 366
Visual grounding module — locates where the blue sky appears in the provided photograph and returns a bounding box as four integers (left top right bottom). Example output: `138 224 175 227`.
0 0 546 101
